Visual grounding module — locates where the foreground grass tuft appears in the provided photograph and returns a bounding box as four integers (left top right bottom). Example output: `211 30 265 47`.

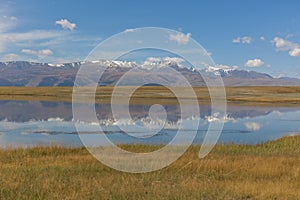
1 136 300 199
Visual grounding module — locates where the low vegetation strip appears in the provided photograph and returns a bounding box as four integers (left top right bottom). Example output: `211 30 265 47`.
0 86 299 105
1 136 300 199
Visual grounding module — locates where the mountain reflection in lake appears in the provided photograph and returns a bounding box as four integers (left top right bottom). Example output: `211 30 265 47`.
0 100 299 148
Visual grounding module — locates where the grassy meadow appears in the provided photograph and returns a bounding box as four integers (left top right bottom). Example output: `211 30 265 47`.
0 86 299 105
1 136 300 199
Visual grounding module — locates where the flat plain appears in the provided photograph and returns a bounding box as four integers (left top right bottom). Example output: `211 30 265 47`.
0 86 299 105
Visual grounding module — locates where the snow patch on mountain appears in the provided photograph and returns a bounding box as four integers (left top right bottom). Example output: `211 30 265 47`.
30 57 186 70
140 57 185 70
48 63 64 67
205 64 238 76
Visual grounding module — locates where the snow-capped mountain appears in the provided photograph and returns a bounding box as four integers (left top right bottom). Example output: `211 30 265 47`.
0 60 299 86
204 65 238 76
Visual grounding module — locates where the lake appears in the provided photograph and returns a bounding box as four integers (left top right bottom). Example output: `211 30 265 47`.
0 100 299 148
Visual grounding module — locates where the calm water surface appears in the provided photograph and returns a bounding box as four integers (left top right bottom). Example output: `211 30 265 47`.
0 100 299 148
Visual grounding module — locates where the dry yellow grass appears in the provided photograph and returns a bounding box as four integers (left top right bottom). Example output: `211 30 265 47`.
0 86 299 106
1 136 300 199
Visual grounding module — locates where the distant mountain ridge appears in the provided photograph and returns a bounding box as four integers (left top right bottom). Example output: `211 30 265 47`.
0 61 299 86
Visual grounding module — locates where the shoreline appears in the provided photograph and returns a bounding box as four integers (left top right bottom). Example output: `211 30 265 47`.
1 134 299 150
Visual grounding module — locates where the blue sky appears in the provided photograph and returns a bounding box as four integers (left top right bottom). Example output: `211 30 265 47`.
1 0 300 77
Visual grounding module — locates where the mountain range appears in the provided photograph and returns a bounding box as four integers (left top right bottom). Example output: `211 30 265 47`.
0 61 299 86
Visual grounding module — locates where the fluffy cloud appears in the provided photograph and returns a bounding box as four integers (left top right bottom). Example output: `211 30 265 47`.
232 36 252 44
21 49 53 57
289 48 300 57
55 19 76 31
271 37 296 51
169 33 191 45
244 122 262 131
260 36 265 41
245 59 264 67
272 37 300 57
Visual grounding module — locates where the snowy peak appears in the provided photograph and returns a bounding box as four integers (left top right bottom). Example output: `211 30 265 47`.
205 65 238 76
202 65 273 79
140 57 185 70
0 60 299 86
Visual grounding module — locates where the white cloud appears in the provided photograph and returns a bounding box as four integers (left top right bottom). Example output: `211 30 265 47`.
232 38 240 43
0 2 18 33
3 15 17 21
271 37 296 51
0 30 68 62
289 47 300 57
0 4 19 53
245 59 264 67
124 28 136 33
0 15 17 31
169 32 191 45
5 30 65 43
0 4 67 54
232 36 252 44
21 49 53 57
260 36 265 41
241 36 252 44
0 4 84 63
244 122 262 131
55 19 76 31
271 37 300 57
38 49 53 56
